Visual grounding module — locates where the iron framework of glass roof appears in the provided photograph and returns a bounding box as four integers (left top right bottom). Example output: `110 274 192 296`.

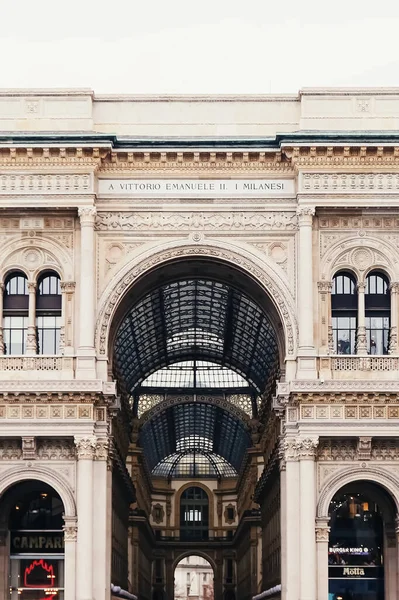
114 276 280 480
114 278 279 394
139 402 251 480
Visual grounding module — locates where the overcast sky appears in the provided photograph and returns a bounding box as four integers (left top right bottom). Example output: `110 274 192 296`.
1 0 399 94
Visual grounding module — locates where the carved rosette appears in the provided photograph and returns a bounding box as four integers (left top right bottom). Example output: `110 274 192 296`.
74 436 97 460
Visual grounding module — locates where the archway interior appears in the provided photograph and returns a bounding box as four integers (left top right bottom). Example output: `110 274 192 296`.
113 268 281 480
328 481 395 600
1 481 65 599
174 555 214 600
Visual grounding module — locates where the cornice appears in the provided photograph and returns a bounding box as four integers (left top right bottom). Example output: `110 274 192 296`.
0 147 107 169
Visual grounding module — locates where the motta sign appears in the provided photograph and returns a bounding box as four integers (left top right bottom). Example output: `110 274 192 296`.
98 179 296 198
329 566 383 579
10 532 64 554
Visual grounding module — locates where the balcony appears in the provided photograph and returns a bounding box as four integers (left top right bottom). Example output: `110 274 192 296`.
320 355 399 380
0 355 74 380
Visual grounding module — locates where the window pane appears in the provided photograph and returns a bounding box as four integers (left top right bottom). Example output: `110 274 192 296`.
366 316 390 355
3 316 27 355
332 316 356 354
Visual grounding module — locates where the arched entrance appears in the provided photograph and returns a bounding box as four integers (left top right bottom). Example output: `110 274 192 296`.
174 555 214 600
109 258 286 600
328 481 396 600
0 481 65 600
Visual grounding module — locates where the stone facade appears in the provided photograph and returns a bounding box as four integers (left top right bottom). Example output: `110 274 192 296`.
0 88 399 600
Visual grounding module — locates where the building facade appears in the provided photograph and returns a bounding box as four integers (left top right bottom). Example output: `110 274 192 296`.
0 88 398 600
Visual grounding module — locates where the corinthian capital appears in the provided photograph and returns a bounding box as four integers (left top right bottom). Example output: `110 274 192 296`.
297 437 319 459
78 206 97 224
74 436 97 459
95 438 109 461
296 206 315 223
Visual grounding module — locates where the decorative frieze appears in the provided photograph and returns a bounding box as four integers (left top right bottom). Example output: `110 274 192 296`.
63 517 78 542
95 211 298 232
317 439 357 461
300 404 399 420
0 439 22 459
301 172 399 194
37 439 76 460
0 173 93 194
0 404 94 420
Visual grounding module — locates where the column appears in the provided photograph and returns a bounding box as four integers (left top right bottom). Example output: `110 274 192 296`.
93 439 111 600
60 281 76 355
279 446 287 600
63 516 78 600
282 439 300 600
0 283 4 355
77 207 96 378
75 436 96 600
26 282 37 354
315 518 330 600
356 282 367 355
317 281 332 354
389 282 399 353
299 438 318 600
297 206 316 350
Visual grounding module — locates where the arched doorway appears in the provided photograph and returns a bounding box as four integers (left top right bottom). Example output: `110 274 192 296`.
174 555 214 600
109 259 286 600
328 481 396 600
1 481 65 600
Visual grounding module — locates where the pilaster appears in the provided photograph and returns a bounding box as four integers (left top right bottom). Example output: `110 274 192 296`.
356 282 367 355
315 518 330 600
296 206 317 379
299 438 318 600
75 436 96 600
76 207 96 379
63 516 78 600
26 282 37 355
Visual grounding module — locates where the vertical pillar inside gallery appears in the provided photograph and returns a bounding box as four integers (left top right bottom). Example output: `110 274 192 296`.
299 439 318 600
356 282 367 355
76 206 96 378
63 516 77 600
26 281 37 354
75 437 95 600
315 518 330 600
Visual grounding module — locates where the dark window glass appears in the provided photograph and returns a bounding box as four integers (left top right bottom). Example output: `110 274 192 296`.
180 487 209 541
36 272 61 355
3 273 29 355
365 272 390 355
328 492 384 600
332 273 358 354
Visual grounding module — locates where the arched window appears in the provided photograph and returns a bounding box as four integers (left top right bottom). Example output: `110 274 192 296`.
180 487 209 541
36 272 62 354
366 271 390 355
3 272 29 355
331 272 357 354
